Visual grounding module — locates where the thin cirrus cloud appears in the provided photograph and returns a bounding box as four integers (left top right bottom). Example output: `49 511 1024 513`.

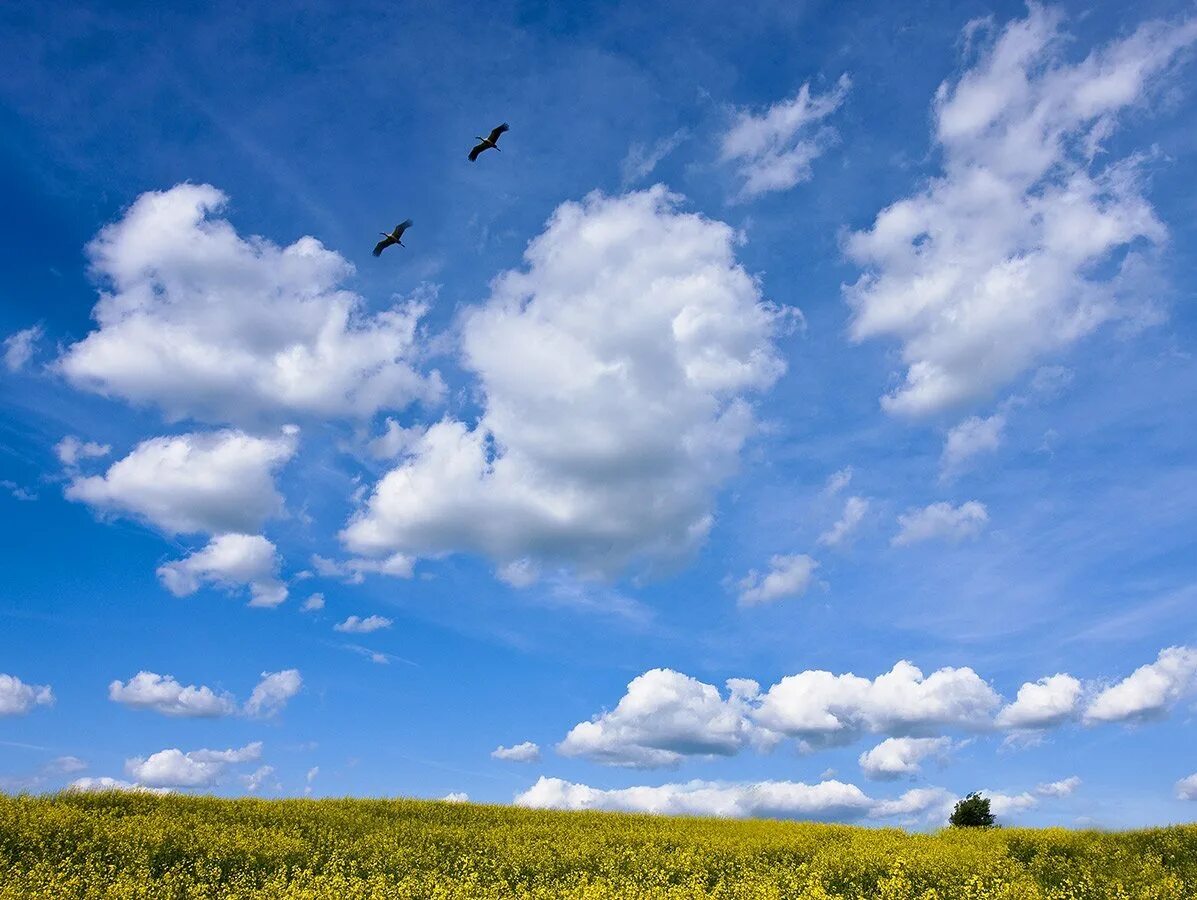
342 186 792 584
844 7 1197 417
108 669 301 718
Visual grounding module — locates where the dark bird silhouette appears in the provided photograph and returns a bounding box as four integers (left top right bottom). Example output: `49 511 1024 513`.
373 219 413 257
469 123 510 161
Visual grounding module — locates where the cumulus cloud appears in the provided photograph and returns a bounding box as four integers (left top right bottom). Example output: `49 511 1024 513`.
342 187 788 582
125 741 262 788
940 414 1006 480
157 533 287 607
59 184 442 424
869 787 956 821
242 765 276 793
108 671 237 718
891 501 988 546
66 428 296 536
558 669 768 768
3 324 42 372
995 674 1083 730
844 8 1197 416
984 790 1039 819
0 673 54 716
442 792 469 803
1176 774 1197 801
754 660 999 748
735 555 819 606
492 742 541 763
1084 646 1197 724
301 593 325 612
54 435 111 469
720 75 850 198
515 776 945 822
858 736 955 780
333 614 392 634
67 777 169 795
1036 776 1081 798
243 669 302 718
818 497 869 547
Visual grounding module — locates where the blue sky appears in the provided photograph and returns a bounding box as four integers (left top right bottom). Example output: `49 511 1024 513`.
1 0 1196 827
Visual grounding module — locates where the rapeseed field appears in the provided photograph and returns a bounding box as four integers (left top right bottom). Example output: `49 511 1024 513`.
1 791 1193 898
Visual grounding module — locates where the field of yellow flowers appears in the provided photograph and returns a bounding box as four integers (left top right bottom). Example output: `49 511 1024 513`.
1 791 1194 898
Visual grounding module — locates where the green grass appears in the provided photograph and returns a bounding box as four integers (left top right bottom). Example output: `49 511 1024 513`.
1 791 1194 898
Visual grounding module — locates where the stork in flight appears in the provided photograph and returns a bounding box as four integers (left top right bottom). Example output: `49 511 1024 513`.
373 219 413 257
469 123 509 161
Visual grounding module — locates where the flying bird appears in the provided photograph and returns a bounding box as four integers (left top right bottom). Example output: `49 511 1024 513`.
469 123 510 161
373 219 413 257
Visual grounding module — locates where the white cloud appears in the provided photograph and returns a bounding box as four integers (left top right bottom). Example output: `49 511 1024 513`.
496 558 540 589
304 766 319 795
824 467 853 496
1084 646 1197 724
720 75 850 198
844 8 1197 416
0 673 54 716
1176 774 1197 801
442 792 469 803
3 325 42 372
301 593 325 612
621 129 688 188
66 428 296 536
157 533 287 607
311 552 415 584
367 419 426 460
1036 776 1081 798
342 187 788 582
940 414 1006 480
858 736 954 780
818 497 869 547
244 669 302 718
54 435 111 469
558 669 767 768
333 614 392 634
59 184 442 423
735 554 819 606
67 777 169 795
517 776 886 822
46 756 88 775
125 741 262 788
754 660 999 747
868 787 956 821
995 674 1083 730
242 765 276 793
108 671 237 718
492 741 541 763
892 501 988 546
984 790 1039 819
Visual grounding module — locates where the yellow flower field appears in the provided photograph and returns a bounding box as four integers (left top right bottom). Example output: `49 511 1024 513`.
1 792 1193 898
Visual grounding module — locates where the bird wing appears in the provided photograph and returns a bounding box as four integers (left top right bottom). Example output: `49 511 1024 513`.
468 142 488 161
373 236 395 257
395 219 413 237
487 123 509 143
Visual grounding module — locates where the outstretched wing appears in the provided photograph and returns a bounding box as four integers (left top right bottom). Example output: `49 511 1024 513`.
395 219 413 238
373 236 395 257
468 142 488 161
487 123 509 144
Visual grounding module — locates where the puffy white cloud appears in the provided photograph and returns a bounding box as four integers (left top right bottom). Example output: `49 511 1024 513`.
367 419 426 460
67 777 169 795
244 669 302 718
3 325 42 372
868 787 956 821
108 671 237 717
242 765 276 793
984 790 1039 819
844 8 1196 416
892 501 988 547
1176 774 1197 801
333 614 393 634
1084 646 1197 724
720 76 850 198
157 533 287 607
66 428 296 536
517 776 882 821
0 673 54 716
54 435 111 469
754 660 999 747
301 593 325 612
995 674 1083 730
125 741 262 788
59 184 442 423
343 187 788 581
940 414 1005 480
1036 776 1081 798
735 555 819 606
492 741 541 763
558 669 767 768
858 736 954 780
442 792 469 803
818 497 869 547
